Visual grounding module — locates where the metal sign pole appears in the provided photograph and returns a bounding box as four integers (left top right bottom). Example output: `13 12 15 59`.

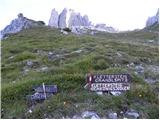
43 83 47 99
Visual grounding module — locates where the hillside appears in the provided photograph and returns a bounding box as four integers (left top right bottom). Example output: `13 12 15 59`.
1 26 159 119
144 22 159 32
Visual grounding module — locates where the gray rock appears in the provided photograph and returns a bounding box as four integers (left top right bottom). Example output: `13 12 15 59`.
1 13 45 39
125 109 139 119
26 60 33 67
40 66 48 72
12 81 16 84
146 9 159 27
135 65 144 74
48 9 59 28
108 112 118 119
144 78 157 84
148 40 154 43
72 115 82 119
110 91 122 96
73 49 82 53
96 91 103 95
81 111 100 119
8 56 14 59
117 52 122 57
60 30 68 35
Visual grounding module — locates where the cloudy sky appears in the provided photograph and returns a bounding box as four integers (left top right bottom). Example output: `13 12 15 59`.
0 0 159 31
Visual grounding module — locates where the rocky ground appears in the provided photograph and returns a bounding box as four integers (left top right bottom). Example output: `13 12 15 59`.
1 25 159 119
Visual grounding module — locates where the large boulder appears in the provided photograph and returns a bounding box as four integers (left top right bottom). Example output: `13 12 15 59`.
48 9 59 28
1 13 45 39
146 9 159 27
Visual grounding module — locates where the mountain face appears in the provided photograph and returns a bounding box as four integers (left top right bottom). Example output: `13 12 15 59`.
146 9 159 27
49 8 90 29
1 13 45 39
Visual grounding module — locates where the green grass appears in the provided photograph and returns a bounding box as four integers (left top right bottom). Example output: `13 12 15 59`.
1 26 159 119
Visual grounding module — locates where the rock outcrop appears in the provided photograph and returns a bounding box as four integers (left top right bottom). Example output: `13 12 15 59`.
146 9 159 27
1 13 45 39
95 24 117 32
48 8 90 29
58 8 68 28
48 8 117 34
48 9 59 28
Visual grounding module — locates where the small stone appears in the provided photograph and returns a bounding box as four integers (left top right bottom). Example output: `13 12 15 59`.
72 115 82 119
81 111 100 119
148 40 154 43
96 91 103 95
65 116 70 119
110 91 122 96
117 52 122 57
73 49 82 53
12 81 16 84
120 111 124 114
63 31 68 35
125 109 139 119
75 104 78 108
26 60 33 67
40 66 48 72
24 69 29 72
91 115 99 119
48 52 53 55
9 56 14 59
48 106 51 109
135 65 144 73
144 78 157 84
108 112 118 119
28 109 32 113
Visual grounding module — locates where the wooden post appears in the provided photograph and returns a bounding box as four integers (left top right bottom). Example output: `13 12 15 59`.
43 83 47 99
88 74 92 89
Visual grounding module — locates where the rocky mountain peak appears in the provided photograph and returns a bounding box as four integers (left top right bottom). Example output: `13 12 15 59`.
48 9 59 28
48 8 118 34
1 13 45 39
49 8 90 29
146 9 159 27
18 13 24 18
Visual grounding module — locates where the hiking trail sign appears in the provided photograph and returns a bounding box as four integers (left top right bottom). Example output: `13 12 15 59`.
86 74 131 91
27 83 57 101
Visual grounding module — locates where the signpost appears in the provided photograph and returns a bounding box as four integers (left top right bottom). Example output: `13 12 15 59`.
27 83 57 101
87 74 131 91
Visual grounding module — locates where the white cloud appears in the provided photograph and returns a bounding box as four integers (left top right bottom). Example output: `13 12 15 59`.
0 0 159 30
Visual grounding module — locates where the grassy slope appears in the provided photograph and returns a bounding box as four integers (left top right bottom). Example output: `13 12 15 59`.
1 26 159 118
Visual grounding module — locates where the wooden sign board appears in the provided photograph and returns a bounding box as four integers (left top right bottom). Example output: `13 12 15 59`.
32 85 57 93
87 74 131 91
27 92 52 101
27 84 57 102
